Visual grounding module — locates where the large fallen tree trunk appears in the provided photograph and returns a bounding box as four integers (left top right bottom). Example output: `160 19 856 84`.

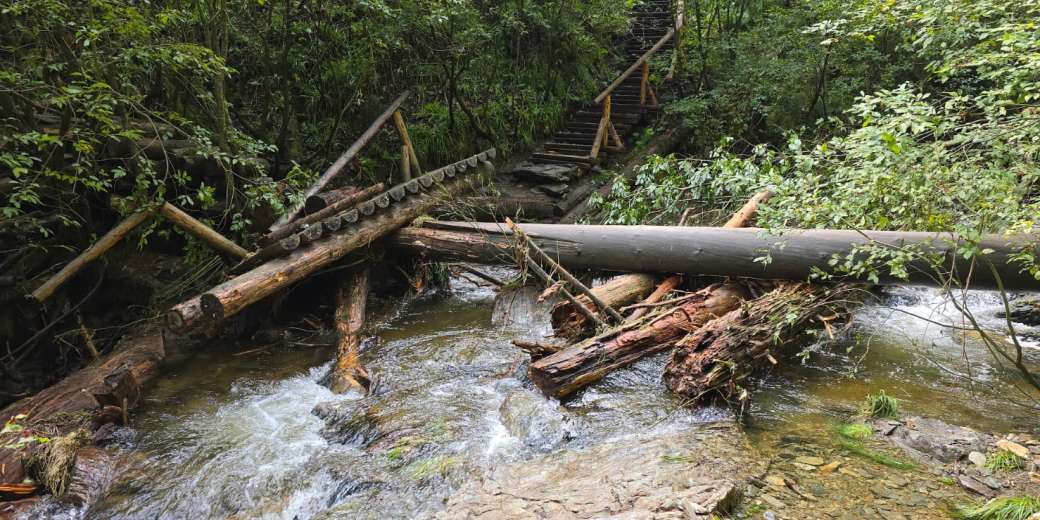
389 222 1040 291
166 151 494 333
550 274 657 340
530 283 749 399
0 333 164 494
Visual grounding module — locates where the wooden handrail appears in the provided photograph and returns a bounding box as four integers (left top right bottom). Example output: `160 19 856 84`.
272 90 412 228
594 28 675 104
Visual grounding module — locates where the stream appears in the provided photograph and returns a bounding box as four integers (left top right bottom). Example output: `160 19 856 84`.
25 271 1040 519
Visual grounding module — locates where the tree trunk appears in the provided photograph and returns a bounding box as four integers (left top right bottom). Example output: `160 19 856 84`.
530 283 749 399
166 153 494 333
305 186 360 214
663 283 860 403
0 333 164 489
325 268 371 394
388 221 1040 291
550 274 657 340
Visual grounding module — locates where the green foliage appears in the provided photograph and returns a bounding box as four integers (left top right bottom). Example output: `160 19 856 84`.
861 390 900 419
834 422 873 440
955 496 1040 520
985 449 1026 473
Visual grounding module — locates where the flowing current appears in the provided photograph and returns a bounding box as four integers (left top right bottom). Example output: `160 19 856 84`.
26 275 1039 519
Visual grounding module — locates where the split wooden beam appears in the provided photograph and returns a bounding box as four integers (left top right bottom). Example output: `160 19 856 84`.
392 109 422 180
262 183 385 246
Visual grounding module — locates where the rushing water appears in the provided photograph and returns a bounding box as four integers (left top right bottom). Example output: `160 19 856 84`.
29 274 1040 519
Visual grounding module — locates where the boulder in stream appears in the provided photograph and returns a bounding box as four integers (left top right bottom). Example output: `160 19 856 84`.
435 421 765 519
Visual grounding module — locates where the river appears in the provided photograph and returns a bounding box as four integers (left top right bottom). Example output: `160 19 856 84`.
24 270 1040 519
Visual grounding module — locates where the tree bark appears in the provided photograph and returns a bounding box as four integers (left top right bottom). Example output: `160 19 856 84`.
166 153 494 333
326 269 371 394
530 283 749 399
550 274 657 340
388 221 1040 291
159 202 249 260
305 186 360 214
0 333 164 488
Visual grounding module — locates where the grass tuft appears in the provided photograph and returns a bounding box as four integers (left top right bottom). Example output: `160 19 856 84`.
835 422 873 440
955 495 1040 520
862 390 900 419
837 439 915 470
984 449 1025 473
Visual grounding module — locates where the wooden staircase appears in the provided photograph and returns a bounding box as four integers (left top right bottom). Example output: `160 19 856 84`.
531 0 678 168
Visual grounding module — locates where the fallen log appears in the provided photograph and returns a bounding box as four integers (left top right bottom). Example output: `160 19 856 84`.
325 268 371 394
664 283 861 403
262 182 385 246
388 222 1040 291
31 206 158 302
158 202 249 260
529 282 749 399
0 333 164 491
550 274 656 340
273 91 410 227
305 186 359 214
166 152 494 332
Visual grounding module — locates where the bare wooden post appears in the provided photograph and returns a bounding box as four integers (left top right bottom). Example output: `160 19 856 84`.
400 144 412 182
159 202 249 259
590 95 611 159
327 268 371 394
393 110 422 176
32 206 158 302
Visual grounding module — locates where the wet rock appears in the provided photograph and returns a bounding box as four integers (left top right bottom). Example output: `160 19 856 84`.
957 474 995 497
436 422 765 519
795 456 825 466
534 182 569 197
884 417 990 463
510 162 576 184
968 451 987 468
491 284 556 335
498 389 567 452
997 439 1031 459
995 296 1040 326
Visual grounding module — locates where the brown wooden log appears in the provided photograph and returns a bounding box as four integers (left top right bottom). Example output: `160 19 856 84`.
663 283 860 402
550 274 656 340
529 283 749 399
273 91 410 227
159 202 249 260
305 186 359 214
31 206 158 302
166 154 493 332
326 268 371 394
263 182 385 246
0 333 164 488
511 339 565 361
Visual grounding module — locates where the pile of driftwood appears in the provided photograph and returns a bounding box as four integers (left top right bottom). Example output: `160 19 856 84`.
502 193 857 402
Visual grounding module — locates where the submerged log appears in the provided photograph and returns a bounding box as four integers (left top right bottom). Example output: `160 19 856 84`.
166 154 493 332
529 283 749 399
550 274 656 340
326 268 371 394
389 222 1040 291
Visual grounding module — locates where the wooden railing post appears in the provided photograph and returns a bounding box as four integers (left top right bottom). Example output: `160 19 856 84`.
400 144 412 181
392 109 422 176
590 95 611 159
